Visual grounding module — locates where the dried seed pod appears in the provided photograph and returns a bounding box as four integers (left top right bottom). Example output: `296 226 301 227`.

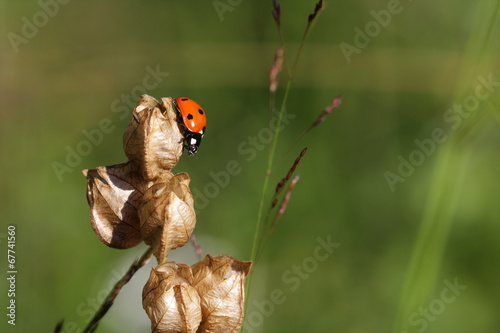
191 255 252 333
123 95 184 180
143 262 202 333
83 162 148 249
138 172 196 260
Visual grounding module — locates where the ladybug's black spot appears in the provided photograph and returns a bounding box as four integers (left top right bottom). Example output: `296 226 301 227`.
202 126 206 133
187 114 194 120
181 98 189 101
198 109 204 115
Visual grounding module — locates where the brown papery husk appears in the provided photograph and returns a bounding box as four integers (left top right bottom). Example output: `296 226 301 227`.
123 95 184 181
191 255 252 333
138 172 196 260
82 162 149 249
143 262 202 333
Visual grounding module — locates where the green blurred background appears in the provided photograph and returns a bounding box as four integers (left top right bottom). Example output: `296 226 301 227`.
1 0 499 332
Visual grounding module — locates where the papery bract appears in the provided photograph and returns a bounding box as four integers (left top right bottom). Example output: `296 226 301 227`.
143 262 202 333
83 162 148 249
191 255 251 333
123 95 184 180
139 172 196 260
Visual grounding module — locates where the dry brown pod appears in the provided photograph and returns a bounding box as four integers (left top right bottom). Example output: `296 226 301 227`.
123 95 184 180
143 262 202 333
139 172 196 260
191 255 252 333
83 162 149 249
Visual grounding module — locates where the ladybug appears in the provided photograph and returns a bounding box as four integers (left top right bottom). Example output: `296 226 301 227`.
174 97 207 155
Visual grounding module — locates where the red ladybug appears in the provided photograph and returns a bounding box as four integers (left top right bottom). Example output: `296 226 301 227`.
174 97 207 155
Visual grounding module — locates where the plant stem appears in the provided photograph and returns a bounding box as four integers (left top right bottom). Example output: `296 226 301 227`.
247 0 325 291
244 5 326 332
81 246 153 333
249 78 292 265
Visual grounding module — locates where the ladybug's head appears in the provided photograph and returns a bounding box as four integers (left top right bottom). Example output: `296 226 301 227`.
184 132 203 156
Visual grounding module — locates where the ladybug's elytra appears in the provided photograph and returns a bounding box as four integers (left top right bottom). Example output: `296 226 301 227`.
174 97 207 155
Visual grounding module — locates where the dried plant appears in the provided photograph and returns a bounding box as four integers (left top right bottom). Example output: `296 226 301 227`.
192 255 251 332
123 95 184 180
142 255 250 333
142 262 202 333
83 96 192 258
139 172 196 261
83 162 147 249
56 95 251 332
57 3 342 332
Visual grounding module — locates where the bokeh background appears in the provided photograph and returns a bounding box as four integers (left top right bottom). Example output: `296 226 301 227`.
1 0 499 332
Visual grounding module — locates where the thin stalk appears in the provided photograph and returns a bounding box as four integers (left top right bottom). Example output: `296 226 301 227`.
248 0 325 284
244 72 293 333
249 78 292 266
247 8 322 299
81 246 154 333
244 4 325 332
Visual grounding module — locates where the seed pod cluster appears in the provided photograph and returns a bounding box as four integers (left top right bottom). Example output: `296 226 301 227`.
83 95 251 332
83 95 194 259
143 255 251 333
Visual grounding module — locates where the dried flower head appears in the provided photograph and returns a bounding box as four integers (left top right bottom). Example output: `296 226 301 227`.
269 47 284 93
143 262 202 333
308 0 324 24
139 173 196 260
82 94 254 333
123 95 184 181
272 0 281 27
273 147 307 201
191 255 252 333
83 162 148 249
272 175 300 231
